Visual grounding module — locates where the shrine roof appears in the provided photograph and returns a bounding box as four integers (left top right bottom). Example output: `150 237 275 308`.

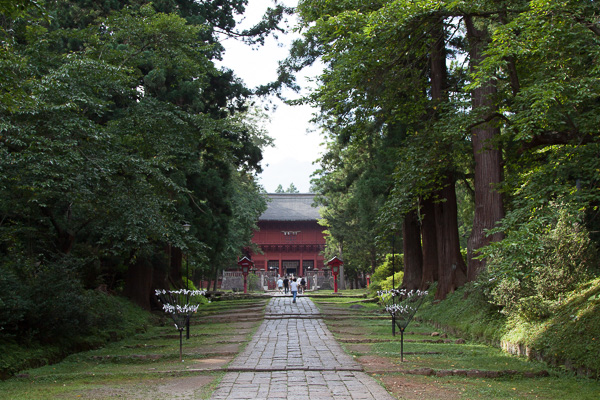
259 193 322 221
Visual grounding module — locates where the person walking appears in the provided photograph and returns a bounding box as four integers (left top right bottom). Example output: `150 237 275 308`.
277 277 283 294
283 276 289 294
290 277 299 303
299 276 306 294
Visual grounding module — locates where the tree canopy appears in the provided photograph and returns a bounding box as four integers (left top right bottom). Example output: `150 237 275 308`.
0 0 285 344
283 0 600 299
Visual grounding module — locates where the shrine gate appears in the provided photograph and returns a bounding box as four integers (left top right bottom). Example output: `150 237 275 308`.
249 193 326 279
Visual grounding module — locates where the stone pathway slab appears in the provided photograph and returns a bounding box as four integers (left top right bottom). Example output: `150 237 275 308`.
210 296 394 400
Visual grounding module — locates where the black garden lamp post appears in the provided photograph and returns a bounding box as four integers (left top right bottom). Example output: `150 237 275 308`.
391 222 398 336
377 288 428 362
182 222 192 291
238 256 253 294
327 256 343 293
183 222 191 339
155 289 205 362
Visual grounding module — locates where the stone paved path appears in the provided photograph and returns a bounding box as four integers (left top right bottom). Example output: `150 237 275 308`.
210 295 395 400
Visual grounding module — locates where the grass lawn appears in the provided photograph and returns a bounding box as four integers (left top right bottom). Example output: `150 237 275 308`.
0 297 266 400
313 291 600 400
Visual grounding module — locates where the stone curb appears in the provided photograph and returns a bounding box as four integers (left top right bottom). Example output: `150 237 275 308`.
264 315 321 320
224 366 364 372
368 368 550 378
339 338 466 344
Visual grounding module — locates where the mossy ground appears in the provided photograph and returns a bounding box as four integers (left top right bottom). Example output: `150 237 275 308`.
417 279 600 377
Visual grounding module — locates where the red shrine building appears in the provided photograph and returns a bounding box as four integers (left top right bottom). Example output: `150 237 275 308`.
249 193 326 277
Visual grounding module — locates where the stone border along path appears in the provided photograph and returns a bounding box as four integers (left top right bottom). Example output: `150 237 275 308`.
210 295 396 400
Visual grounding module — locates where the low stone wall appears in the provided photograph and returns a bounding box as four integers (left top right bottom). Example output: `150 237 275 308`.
221 270 343 292
316 274 334 290
221 272 243 291
221 272 265 291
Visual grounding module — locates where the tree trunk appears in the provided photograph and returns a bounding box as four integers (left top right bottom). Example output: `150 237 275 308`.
425 16 466 297
402 210 423 291
170 247 183 286
370 246 377 274
151 244 170 294
435 176 468 300
125 256 153 310
212 263 219 291
419 196 438 289
430 16 447 105
465 16 505 281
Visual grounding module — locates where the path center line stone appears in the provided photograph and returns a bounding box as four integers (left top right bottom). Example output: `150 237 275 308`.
210 295 395 400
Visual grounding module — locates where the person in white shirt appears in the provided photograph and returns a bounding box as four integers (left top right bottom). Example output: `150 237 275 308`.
290 278 299 303
277 277 283 293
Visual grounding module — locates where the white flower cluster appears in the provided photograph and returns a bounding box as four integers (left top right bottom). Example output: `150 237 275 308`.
162 303 200 314
385 303 414 316
377 289 428 298
154 289 206 296
154 288 207 316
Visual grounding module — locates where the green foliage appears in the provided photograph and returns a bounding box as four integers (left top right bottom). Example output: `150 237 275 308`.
0 0 278 353
419 279 600 376
515 295 556 321
0 266 30 335
0 290 151 376
376 271 404 292
371 253 404 281
25 261 92 342
181 277 197 291
296 0 471 287
248 273 262 292
526 278 600 375
285 183 299 193
292 0 600 297
368 253 403 292
0 255 150 345
293 0 600 376
419 283 508 344
479 201 599 317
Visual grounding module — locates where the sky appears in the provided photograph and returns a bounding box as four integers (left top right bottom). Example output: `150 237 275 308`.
219 0 323 193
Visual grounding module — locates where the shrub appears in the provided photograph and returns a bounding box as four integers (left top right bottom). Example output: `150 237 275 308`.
480 201 599 318
181 277 198 291
248 273 262 291
1 256 152 346
517 295 556 321
24 260 93 343
379 271 404 291
0 267 30 338
369 253 403 293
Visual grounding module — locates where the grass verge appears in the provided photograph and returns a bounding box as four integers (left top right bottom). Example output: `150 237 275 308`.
0 297 266 399
313 292 600 400
417 280 600 377
0 294 154 379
